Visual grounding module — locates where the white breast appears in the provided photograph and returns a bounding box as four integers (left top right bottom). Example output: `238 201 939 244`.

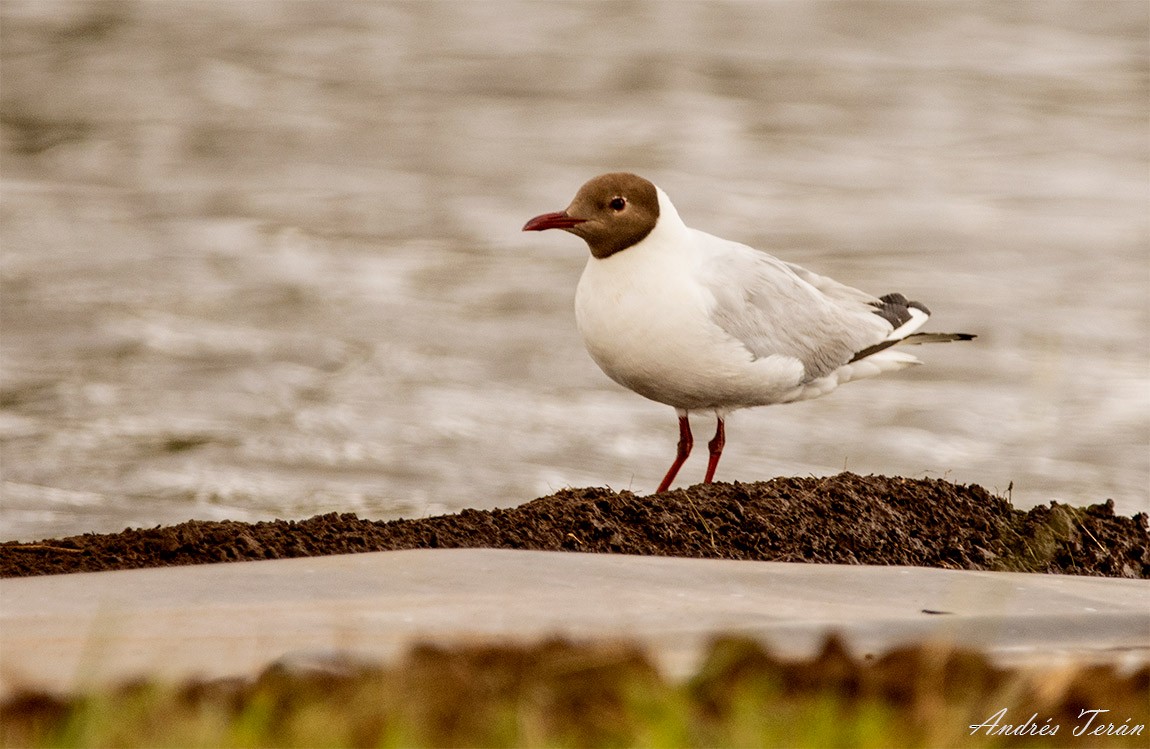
573 201 806 411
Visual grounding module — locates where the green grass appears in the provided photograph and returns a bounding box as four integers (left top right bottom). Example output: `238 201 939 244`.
4 636 1147 748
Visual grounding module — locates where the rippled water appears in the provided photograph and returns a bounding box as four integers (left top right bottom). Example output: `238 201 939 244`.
2 1 1147 541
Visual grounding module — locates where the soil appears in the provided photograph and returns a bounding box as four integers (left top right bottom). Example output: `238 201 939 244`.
2 473 1146 579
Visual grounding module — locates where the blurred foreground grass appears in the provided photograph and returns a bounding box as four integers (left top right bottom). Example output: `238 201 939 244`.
3 636 1146 748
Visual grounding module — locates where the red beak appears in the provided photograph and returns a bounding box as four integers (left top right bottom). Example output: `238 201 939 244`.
522 211 587 232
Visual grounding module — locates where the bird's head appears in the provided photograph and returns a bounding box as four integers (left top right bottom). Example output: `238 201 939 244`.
523 172 660 259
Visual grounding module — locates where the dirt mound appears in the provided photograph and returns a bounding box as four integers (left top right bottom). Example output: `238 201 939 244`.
2 473 1146 579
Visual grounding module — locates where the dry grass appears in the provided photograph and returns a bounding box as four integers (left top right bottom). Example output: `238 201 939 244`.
3 636 1146 748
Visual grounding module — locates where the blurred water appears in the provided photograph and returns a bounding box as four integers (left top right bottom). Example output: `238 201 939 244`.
1 0 1147 541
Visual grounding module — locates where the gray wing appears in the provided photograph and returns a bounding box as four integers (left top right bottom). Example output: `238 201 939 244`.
695 231 893 381
782 261 878 306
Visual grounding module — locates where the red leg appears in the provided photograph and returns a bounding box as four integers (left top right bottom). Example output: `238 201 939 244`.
703 417 725 484
656 413 692 493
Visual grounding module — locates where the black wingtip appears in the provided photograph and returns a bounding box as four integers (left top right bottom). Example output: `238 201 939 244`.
871 293 931 328
853 332 977 360
903 332 977 344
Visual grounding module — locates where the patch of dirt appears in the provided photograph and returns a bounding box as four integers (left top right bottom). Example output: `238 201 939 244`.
1 473 1146 579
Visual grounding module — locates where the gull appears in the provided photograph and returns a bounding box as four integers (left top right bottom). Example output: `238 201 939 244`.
523 172 974 492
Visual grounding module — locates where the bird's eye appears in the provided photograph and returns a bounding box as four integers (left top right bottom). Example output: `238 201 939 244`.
608 197 626 211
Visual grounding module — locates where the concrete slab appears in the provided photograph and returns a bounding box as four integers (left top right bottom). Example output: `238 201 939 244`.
2 549 1147 696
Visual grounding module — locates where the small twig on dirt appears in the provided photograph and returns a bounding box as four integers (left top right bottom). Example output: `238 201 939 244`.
800 474 828 503
4 545 83 553
681 493 717 553
794 474 833 507
1079 522 1106 554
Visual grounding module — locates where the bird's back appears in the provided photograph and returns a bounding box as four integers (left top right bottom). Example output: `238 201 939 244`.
692 229 894 381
